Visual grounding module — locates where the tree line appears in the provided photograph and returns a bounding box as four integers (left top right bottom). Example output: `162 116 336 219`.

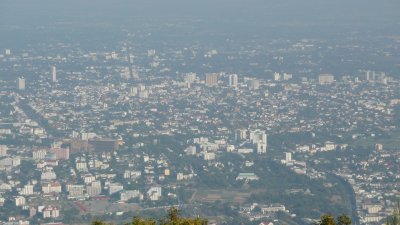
92 208 207 225
92 204 400 225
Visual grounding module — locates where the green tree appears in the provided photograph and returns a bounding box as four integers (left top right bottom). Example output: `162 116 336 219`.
160 207 207 225
167 207 180 222
130 216 156 225
386 203 400 225
92 207 207 225
320 214 336 225
337 214 352 225
92 221 108 225
316 214 351 225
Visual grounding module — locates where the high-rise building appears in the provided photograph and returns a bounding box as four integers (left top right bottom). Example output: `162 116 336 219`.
185 73 197 83
184 81 191 89
42 181 62 194
18 77 25 90
249 129 268 154
248 79 260 90
52 65 57 82
49 147 70 160
138 90 149 99
366 70 376 81
229 74 238 87
274 72 281 81
318 74 335 85
32 149 47 160
375 143 383 151
15 196 26 206
250 130 267 144
0 145 8 156
285 152 292 164
42 206 60 219
120 190 141 201
283 73 293 81
86 186 101 197
130 87 138 96
66 184 84 198
205 73 218 86
137 84 145 91
20 184 34 196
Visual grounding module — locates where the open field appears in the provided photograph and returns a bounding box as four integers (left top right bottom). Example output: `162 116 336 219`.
190 188 264 204
352 131 400 150
75 200 141 215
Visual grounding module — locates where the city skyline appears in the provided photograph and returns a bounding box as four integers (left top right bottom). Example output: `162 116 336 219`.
0 1 399 225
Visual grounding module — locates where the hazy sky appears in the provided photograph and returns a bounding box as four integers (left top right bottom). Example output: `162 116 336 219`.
0 0 399 48
1 0 399 26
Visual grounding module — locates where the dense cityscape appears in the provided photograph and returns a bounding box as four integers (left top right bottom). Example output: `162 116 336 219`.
0 1 400 225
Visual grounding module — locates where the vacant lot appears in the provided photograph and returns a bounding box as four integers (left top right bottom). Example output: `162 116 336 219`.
75 200 141 215
190 188 264 204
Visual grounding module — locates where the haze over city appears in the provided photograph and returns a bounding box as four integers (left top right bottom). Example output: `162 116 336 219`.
0 1 399 225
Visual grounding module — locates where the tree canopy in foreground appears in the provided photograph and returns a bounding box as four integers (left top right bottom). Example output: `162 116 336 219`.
92 207 208 225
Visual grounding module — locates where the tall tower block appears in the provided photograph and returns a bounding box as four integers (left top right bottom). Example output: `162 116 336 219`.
52 65 57 82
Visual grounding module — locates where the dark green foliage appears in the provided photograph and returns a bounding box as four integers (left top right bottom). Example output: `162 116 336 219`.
130 216 157 225
92 221 108 225
320 214 336 225
337 214 352 225
386 203 400 225
160 207 207 225
315 214 352 225
91 207 207 225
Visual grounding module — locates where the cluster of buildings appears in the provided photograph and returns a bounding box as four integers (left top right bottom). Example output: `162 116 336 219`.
0 38 399 225
281 140 400 225
239 203 289 221
337 144 400 224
